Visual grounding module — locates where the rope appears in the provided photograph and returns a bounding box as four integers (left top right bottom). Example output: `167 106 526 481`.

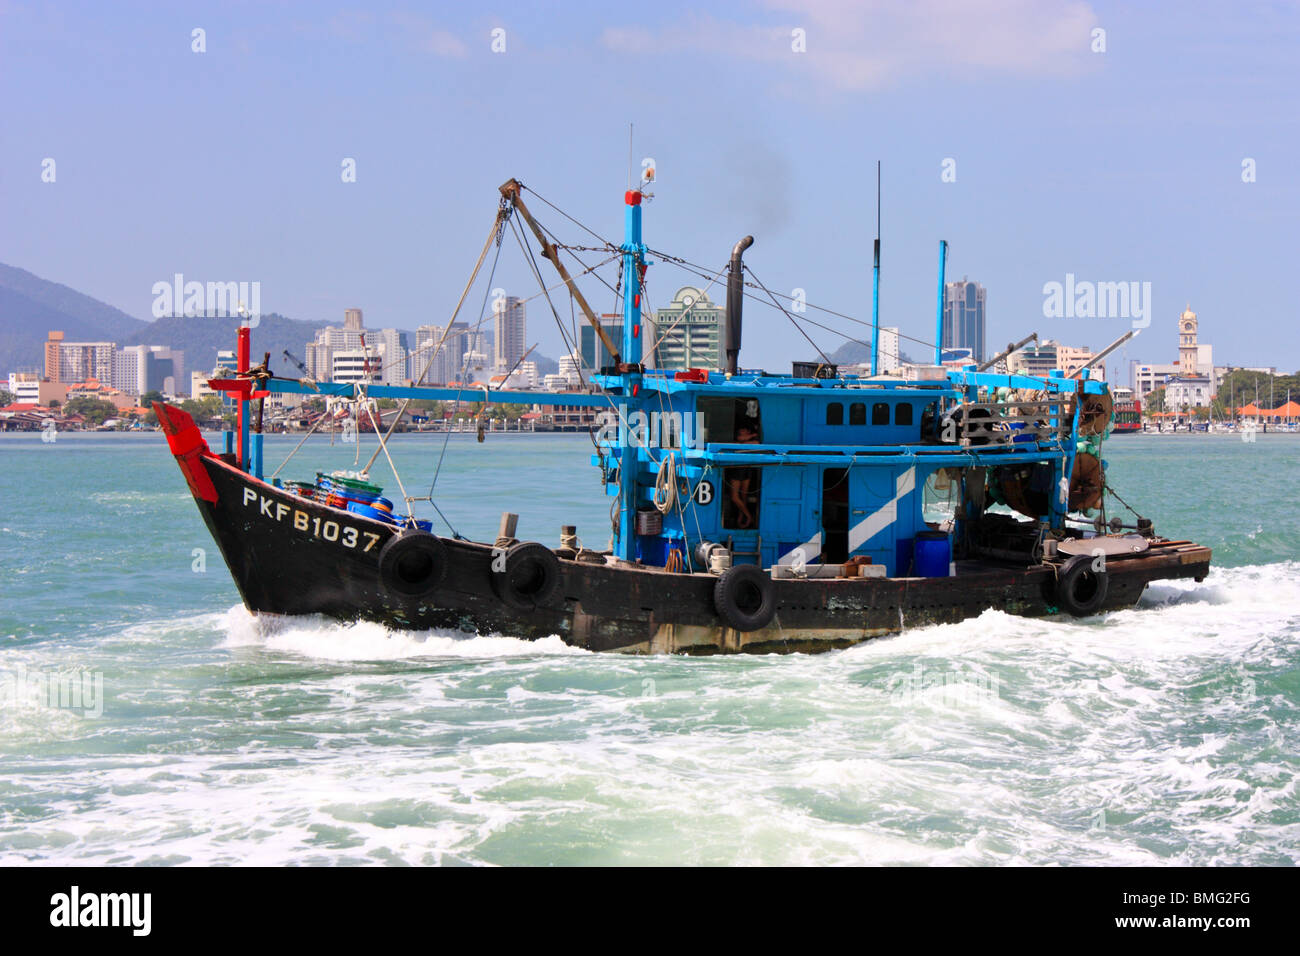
362 400 414 520
653 451 677 513
269 405 329 480
361 203 509 476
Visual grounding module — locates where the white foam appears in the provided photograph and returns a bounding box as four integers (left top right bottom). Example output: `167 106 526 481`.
217 605 587 661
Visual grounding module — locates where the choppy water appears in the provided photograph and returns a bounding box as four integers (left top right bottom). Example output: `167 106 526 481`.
1 431 1298 865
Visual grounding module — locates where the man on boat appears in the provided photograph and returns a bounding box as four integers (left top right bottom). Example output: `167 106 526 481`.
726 422 761 529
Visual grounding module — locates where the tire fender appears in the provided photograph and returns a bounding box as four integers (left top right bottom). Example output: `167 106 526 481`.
491 541 562 611
378 531 448 600
713 563 777 632
1055 554 1109 617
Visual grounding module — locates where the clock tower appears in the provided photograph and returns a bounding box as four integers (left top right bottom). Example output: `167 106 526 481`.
1178 304 1199 376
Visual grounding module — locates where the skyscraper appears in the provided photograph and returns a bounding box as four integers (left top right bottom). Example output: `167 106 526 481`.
304 309 405 384
942 278 986 364
413 322 469 384
493 296 526 372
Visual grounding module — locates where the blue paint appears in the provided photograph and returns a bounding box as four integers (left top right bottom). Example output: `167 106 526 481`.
252 210 1108 574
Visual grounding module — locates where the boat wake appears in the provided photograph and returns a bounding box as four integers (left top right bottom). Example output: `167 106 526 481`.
218 605 587 660
2 563 1294 866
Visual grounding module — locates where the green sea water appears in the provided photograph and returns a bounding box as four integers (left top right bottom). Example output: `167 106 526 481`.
1 430 1298 865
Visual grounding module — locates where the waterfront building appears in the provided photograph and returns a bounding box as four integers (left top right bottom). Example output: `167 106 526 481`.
1131 362 1180 399
649 287 723 370
1165 374 1213 410
6 370 42 404
1007 340 1103 380
1178 305 1199 376
942 278 986 364
65 378 135 411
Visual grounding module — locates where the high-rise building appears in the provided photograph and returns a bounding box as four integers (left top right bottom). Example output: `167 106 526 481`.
412 322 470 384
44 331 115 384
649 287 723 370
493 296 526 372
942 278 986 364
580 315 623 374
877 327 900 374
366 328 407 384
44 331 64 381
305 310 406 384
111 344 185 396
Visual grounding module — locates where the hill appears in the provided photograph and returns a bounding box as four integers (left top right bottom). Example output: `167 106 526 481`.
0 263 148 371
124 313 331 378
0 261 561 385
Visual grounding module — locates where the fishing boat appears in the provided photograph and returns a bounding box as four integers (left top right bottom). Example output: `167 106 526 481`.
1110 386 1142 434
155 177 1211 654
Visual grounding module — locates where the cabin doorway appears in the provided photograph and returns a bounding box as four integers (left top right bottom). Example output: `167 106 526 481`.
821 467 849 563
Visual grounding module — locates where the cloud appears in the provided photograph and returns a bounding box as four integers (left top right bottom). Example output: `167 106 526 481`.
601 0 1100 92
386 11 468 57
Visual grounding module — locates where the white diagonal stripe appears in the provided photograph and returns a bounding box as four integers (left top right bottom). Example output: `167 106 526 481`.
848 466 916 553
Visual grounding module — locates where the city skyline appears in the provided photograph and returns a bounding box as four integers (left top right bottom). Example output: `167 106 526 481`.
2 2 1296 379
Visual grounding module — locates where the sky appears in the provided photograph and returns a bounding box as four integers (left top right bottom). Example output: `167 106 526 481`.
3 0 1298 383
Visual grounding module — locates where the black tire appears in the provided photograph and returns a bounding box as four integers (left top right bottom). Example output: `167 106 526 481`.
713 564 777 632
378 531 448 600
491 541 562 610
1055 554 1109 617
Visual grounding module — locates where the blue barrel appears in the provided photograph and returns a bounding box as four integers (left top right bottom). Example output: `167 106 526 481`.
913 531 951 577
346 501 396 524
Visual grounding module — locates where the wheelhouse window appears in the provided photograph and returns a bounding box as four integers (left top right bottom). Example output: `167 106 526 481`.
826 402 843 425
896 403 914 426
849 402 866 425
872 402 890 425
699 396 762 446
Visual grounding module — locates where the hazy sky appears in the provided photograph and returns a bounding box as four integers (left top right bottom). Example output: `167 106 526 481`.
3 1 1298 382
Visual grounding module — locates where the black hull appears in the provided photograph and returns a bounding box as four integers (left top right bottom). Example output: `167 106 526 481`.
176 441 1213 655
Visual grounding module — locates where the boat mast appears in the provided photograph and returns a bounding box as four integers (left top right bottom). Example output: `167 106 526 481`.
933 240 948 365
870 161 881 376
498 179 621 365
616 187 648 557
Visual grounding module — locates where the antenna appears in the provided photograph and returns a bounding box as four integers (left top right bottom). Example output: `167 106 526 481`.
870 161 881 375
627 123 634 192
